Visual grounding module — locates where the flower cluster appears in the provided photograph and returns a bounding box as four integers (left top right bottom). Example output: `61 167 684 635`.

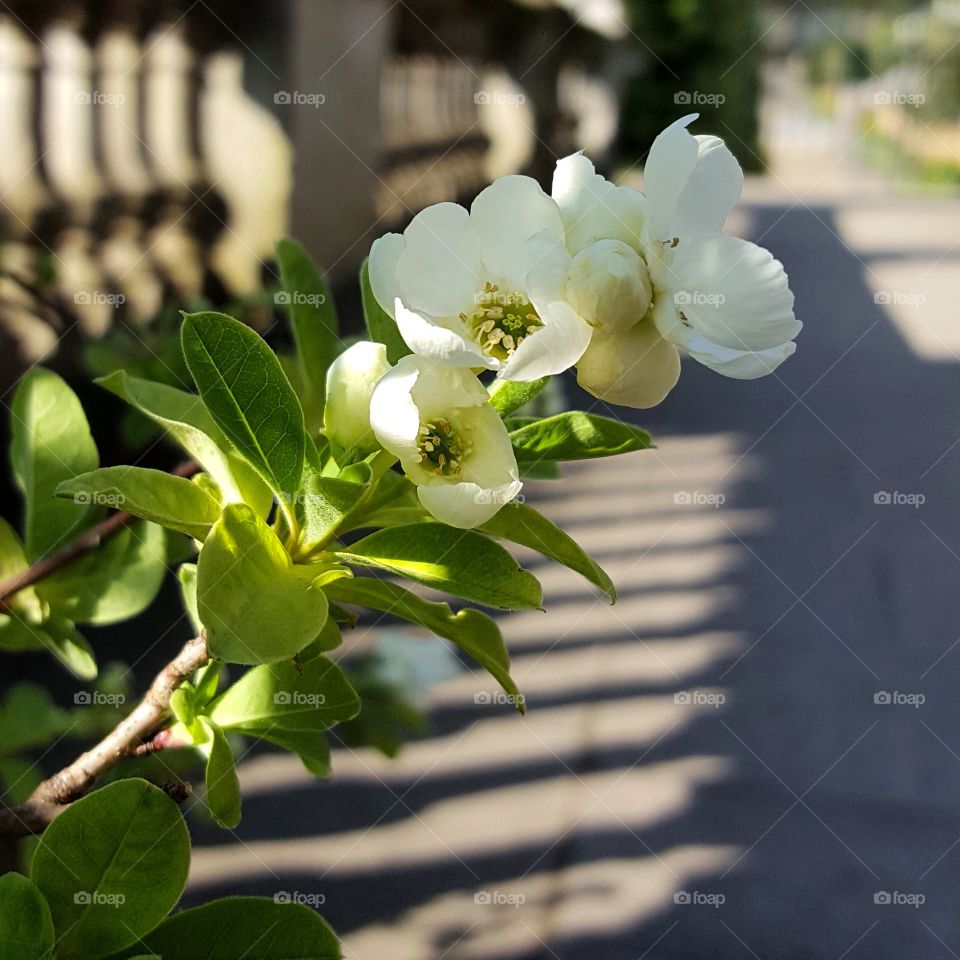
327 114 799 528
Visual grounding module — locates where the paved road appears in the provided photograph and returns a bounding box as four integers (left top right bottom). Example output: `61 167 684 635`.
186 89 960 959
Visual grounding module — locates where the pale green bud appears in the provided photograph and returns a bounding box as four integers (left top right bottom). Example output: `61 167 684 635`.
564 238 652 334
323 340 390 452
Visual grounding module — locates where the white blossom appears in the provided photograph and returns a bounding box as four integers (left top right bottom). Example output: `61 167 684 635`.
323 341 390 453
369 356 522 528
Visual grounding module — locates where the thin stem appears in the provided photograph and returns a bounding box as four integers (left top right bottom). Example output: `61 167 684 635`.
0 459 198 613
0 632 210 837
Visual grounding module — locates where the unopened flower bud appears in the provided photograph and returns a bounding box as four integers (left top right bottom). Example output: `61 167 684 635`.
323 341 390 452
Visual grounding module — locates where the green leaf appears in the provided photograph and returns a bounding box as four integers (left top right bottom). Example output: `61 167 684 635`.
255 727 331 777
198 504 328 664
294 465 370 553
37 521 166 626
11 368 100 561
276 238 340 431
488 377 549 418
123 897 341 959
480 501 616 603
56 467 222 540
0 872 55 960
30 778 189 959
200 718 242 829
97 371 272 514
35 617 97 681
326 577 523 708
177 563 201 634
336 523 543 610
208 654 360 733
181 311 307 506
509 412 652 462
360 258 409 364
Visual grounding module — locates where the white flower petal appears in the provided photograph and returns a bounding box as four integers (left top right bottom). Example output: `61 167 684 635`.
471 175 565 290
418 479 522 529
576 318 681 409
394 300 497 370
682 336 797 379
498 301 593 382
395 202 481 318
369 355 423 461
368 233 404 318
552 152 646 256
323 341 390 451
524 227 572 304
408 356 490 418
456 404 520 488
643 114 699 242
654 234 800 353
671 135 743 239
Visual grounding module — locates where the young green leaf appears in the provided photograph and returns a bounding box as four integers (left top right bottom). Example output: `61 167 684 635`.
177 562 202 634
57 467 222 540
125 897 341 960
252 727 332 778
181 311 307 505
0 872 55 960
480 500 616 603
37 521 166 627
0 517 42 620
488 377 549 418
11 368 100 561
35 617 97 681
97 370 272 513
199 718 242 829
294 465 370 553
336 523 543 610
276 238 340 431
326 577 523 708
30 778 190 959
509 412 652 462
360 257 410 364
198 503 329 664
208 654 360 733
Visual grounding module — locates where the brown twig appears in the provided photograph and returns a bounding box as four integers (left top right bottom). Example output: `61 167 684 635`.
0 631 209 837
0 459 199 613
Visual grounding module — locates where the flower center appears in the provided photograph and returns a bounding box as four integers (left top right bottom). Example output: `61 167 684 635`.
418 418 469 477
462 282 543 360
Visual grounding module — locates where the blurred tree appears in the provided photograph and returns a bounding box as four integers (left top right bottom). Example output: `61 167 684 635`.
618 0 763 170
